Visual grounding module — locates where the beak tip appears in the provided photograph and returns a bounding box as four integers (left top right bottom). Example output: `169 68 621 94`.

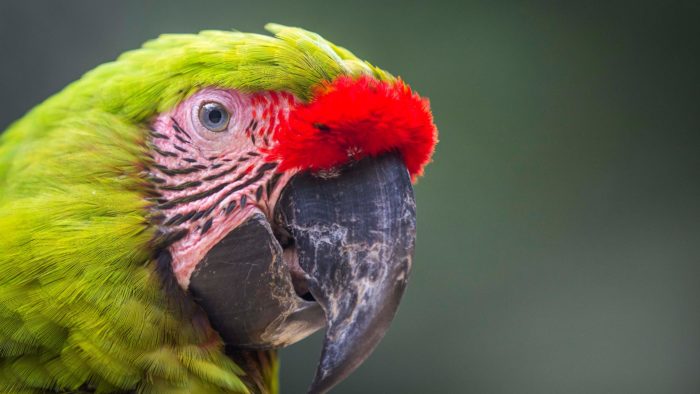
307 350 361 394
306 297 402 393
305 338 351 394
307 375 332 394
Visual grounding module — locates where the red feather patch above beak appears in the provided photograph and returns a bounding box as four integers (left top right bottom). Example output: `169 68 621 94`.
267 75 438 182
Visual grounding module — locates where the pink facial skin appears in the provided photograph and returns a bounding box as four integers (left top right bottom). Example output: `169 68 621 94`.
149 88 298 287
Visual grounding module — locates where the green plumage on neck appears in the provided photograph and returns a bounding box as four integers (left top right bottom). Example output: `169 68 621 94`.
0 24 391 393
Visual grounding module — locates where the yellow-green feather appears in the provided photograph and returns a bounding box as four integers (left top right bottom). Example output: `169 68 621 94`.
0 24 392 392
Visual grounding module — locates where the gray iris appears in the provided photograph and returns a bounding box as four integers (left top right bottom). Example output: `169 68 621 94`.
199 102 230 132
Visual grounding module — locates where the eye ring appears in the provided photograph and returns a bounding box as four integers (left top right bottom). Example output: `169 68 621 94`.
198 102 231 132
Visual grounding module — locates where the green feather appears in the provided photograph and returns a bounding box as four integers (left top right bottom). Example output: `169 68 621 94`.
0 24 393 393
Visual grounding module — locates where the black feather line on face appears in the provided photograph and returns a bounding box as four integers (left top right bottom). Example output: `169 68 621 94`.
203 165 239 181
203 203 217 218
150 176 167 184
165 213 184 226
150 130 169 139
153 146 178 158
170 117 192 140
191 211 205 221
153 164 201 176
159 180 202 191
174 134 190 144
154 228 189 249
267 173 282 197
201 218 213 235
157 183 229 210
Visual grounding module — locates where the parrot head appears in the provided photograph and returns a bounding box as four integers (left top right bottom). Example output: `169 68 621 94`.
149 27 437 392
0 24 436 393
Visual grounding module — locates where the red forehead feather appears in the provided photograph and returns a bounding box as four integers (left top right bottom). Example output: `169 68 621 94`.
266 75 437 182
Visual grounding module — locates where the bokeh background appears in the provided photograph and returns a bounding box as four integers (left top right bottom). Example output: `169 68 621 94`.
1 1 699 393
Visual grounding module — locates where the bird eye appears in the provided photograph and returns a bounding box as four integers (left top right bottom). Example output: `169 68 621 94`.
198 102 230 132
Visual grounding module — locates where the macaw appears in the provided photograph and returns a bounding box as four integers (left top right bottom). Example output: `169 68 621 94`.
0 24 437 393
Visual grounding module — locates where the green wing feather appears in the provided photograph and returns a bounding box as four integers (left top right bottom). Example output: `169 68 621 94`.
0 24 392 393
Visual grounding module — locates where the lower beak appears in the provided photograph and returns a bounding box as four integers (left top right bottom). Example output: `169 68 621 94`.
279 153 416 393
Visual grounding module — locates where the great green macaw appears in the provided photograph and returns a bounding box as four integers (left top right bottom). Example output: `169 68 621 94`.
0 24 437 393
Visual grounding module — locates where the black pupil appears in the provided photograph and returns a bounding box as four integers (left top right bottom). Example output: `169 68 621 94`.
208 109 222 124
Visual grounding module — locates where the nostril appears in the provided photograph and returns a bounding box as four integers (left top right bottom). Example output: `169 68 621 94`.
300 291 315 302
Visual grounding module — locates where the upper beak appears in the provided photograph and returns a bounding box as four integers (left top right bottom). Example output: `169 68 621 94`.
187 153 416 393
279 153 416 393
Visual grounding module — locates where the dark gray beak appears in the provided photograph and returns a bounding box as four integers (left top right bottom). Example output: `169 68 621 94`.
188 153 416 393
279 153 416 393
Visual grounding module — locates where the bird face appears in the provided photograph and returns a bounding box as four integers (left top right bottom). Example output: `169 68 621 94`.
149 75 435 391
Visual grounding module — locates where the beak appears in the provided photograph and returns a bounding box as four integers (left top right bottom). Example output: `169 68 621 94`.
279 153 416 393
187 153 416 393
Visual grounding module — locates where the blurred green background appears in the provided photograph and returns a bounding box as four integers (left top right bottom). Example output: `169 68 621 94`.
1 1 699 393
